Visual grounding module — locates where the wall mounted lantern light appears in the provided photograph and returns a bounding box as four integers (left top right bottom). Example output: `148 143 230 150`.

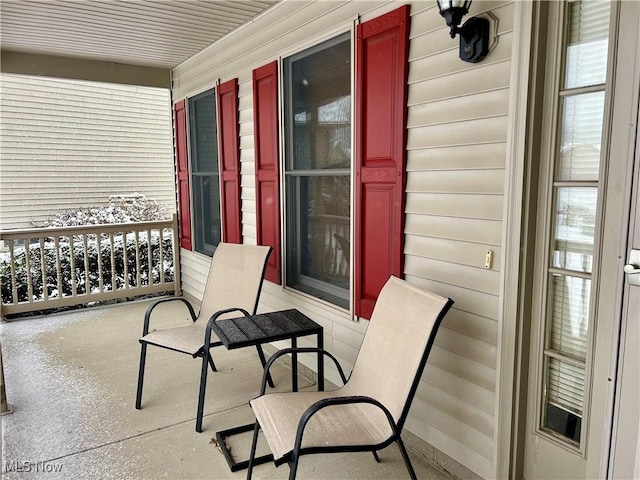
436 0 490 63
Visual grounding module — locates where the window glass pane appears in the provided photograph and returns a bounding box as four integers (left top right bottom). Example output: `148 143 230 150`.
543 357 584 443
284 33 351 308
552 187 597 272
287 175 350 306
193 175 221 255
190 92 218 173
189 89 221 256
288 37 351 170
559 92 605 181
550 273 590 359
565 0 610 89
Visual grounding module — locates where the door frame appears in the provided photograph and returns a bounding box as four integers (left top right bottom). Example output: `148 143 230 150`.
494 0 539 477
496 0 640 478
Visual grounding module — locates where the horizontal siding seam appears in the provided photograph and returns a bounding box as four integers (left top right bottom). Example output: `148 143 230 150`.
407 415 492 478
430 344 497 391
407 57 510 85
406 139 508 150
407 137 506 151
403 263 502 298
421 378 496 422
404 188 505 194
406 164 506 172
404 237 501 250
439 323 498 353
410 27 514 52
404 250 502 275
415 406 494 460
447 297 499 318
404 212 504 224
413 391 495 443
407 113 508 130
441 326 498 351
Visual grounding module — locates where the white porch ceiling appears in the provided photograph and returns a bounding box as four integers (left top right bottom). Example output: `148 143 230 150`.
0 0 278 69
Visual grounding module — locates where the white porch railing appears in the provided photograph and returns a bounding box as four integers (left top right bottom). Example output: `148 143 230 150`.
0 215 180 318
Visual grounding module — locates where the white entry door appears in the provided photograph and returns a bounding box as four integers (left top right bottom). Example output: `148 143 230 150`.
522 1 640 478
610 141 640 478
608 5 640 471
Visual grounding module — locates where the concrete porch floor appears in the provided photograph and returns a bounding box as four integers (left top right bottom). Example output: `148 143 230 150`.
1 299 453 480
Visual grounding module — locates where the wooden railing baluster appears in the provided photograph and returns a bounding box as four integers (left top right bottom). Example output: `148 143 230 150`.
39 238 48 302
9 240 18 305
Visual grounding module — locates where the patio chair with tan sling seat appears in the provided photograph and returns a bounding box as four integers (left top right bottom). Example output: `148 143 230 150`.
246 275 453 480
135 242 272 432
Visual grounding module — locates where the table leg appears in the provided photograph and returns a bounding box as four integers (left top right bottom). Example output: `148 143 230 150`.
291 337 298 392
317 331 324 391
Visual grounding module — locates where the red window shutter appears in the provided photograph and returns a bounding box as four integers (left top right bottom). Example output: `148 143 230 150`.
253 61 281 284
217 78 242 244
174 100 192 250
355 5 410 319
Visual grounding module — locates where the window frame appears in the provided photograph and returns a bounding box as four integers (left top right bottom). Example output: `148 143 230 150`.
531 0 613 454
187 87 222 257
281 31 354 311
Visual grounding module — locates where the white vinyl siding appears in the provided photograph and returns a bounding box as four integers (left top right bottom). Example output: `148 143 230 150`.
0 74 175 229
172 1 515 478
403 2 513 477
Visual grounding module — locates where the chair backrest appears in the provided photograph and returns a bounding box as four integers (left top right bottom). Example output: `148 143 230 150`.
345 276 453 428
196 243 272 324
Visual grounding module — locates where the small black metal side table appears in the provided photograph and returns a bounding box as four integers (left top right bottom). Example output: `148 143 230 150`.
208 309 324 471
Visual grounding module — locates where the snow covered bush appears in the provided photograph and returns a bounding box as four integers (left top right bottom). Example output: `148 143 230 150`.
44 194 169 227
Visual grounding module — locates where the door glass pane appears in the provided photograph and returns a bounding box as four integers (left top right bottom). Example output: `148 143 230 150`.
544 357 584 443
552 187 597 272
550 273 591 359
565 0 611 89
559 92 605 181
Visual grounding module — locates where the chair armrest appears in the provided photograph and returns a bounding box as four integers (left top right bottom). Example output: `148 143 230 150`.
142 297 197 336
203 307 251 351
258 347 348 396
293 395 399 455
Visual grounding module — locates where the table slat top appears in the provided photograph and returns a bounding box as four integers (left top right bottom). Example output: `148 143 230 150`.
211 309 322 349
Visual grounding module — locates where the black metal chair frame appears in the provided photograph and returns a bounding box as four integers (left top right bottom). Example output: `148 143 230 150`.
135 246 273 433
136 301 274 432
246 298 453 480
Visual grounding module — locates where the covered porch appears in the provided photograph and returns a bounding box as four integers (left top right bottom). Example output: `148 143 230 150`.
0 299 452 479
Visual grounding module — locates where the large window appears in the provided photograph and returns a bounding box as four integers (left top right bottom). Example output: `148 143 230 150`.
283 34 352 308
188 88 221 256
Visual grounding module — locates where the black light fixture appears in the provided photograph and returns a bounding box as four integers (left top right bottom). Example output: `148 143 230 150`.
436 0 490 63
